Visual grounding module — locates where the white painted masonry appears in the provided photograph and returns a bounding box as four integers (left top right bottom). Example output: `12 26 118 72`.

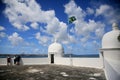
101 23 120 80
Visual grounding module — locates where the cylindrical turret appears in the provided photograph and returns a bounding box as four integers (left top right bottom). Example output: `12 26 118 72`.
101 23 120 80
48 41 64 64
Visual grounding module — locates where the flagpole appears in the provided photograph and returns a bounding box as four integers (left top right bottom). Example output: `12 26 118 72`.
67 16 77 66
67 16 73 66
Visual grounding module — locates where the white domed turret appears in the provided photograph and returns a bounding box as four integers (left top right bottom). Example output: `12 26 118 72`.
48 41 64 57
101 23 120 80
102 23 120 48
48 40 64 64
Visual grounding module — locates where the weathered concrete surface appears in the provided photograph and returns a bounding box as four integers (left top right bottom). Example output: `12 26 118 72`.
0 65 106 80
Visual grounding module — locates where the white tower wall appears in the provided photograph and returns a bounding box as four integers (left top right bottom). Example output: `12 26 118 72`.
101 23 120 80
48 41 64 64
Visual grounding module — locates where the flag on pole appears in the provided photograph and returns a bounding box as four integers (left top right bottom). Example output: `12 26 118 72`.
68 16 76 24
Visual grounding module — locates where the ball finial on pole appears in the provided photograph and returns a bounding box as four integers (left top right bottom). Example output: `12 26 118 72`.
112 23 119 30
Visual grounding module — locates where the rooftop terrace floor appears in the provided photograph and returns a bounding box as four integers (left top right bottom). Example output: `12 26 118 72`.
0 65 106 80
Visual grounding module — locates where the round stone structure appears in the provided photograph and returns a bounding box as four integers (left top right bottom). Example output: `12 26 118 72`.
101 23 120 80
48 41 64 63
102 23 120 48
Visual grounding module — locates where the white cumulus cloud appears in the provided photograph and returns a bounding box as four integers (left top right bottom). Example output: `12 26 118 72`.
64 0 105 43
3 0 72 44
96 4 120 24
96 5 112 16
0 26 5 31
35 32 50 46
3 0 60 33
86 7 94 15
30 22 39 29
54 22 76 44
0 32 6 38
64 0 86 20
8 32 23 46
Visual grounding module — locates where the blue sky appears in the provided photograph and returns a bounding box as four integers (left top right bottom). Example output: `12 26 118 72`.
0 0 120 55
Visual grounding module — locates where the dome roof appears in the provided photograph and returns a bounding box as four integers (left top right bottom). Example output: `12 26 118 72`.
48 42 64 54
102 23 120 48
